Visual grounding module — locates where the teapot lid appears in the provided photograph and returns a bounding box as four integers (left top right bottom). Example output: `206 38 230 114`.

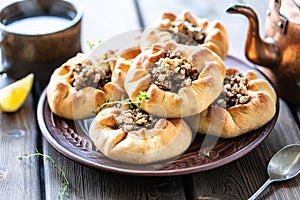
278 0 300 24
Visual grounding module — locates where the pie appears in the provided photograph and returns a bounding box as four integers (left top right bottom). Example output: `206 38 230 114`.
47 52 125 120
141 10 229 59
89 104 193 164
125 42 226 118
197 68 277 138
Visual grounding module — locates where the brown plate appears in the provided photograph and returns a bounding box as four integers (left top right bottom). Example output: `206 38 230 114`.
37 55 279 176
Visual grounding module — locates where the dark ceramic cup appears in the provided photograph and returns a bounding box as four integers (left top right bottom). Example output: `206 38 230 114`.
0 0 82 86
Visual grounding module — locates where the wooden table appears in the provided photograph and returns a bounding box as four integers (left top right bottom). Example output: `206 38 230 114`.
1 0 299 199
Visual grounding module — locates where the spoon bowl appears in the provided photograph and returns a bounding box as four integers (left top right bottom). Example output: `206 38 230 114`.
268 144 300 181
248 144 300 200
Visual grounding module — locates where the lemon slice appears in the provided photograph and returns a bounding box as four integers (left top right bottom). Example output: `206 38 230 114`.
0 73 34 112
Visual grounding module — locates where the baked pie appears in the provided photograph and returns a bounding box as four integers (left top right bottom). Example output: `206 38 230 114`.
141 10 229 59
125 42 226 118
197 68 277 138
47 52 125 120
89 103 192 164
111 39 141 96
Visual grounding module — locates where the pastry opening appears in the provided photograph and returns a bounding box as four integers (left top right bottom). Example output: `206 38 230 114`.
149 50 200 93
72 52 115 90
115 104 159 133
215 72 251 108
169 19 207 45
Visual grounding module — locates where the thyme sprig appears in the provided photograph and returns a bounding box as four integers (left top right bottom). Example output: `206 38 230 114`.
86 40 102 50
137 91 150 108
95 91 150 113
19 149 70 200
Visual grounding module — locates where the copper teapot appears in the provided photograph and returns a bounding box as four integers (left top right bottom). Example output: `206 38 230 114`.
227 0 300 105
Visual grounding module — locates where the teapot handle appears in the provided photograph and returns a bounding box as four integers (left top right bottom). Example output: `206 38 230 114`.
270 0 288 34
274 0 281 12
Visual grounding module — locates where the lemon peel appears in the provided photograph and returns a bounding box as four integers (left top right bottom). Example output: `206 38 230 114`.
0 73 34 112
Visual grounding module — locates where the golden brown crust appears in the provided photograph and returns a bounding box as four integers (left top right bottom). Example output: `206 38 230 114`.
141 10 229 59
125 43 226 118
111 42 142 97
89 107 192 164
46 53 126 120
197 68 277 138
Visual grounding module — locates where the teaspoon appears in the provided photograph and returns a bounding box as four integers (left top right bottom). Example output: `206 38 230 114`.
248 144 300 200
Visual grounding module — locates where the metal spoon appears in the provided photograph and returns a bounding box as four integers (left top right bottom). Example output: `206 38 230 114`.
248 144 300 200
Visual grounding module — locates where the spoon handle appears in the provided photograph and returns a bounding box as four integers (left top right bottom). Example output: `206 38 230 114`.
248 178 273 200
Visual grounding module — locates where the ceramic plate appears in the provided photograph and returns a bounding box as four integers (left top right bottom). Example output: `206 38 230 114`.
37 55 279 176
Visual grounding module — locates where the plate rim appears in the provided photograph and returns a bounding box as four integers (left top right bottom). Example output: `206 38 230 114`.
37 55 280 176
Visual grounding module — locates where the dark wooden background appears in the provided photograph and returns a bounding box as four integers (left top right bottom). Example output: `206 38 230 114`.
0 0 299 199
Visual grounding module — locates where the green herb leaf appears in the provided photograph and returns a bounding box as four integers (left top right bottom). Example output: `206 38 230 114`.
86 40 95 50
102 54 107 60
129 103 134 109
19 149 70 199
136 91 150 108
87 40 102 50
94 91 150 112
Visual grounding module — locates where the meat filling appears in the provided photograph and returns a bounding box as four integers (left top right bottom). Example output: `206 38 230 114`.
169 20 207 45
115 107 158 133
216 72 251 108
73 54 115 90
149 51 199 93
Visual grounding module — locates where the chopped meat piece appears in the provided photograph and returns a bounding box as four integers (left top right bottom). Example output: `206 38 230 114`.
73 52 115 90
149 51 199 93
115 106 158 133
169 20 206 45
215 72 251 108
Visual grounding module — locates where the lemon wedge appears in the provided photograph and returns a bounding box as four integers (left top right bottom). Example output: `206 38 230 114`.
0 73 34 112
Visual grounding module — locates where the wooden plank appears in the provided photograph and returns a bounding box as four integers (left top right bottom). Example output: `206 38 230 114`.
188 99 300 200
43 139 186 200
0 76 40 199
293 106 300 128
42 0 186 199
43 139 84 200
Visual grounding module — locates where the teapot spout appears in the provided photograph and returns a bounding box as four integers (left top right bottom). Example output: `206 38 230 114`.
226 5 279 68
